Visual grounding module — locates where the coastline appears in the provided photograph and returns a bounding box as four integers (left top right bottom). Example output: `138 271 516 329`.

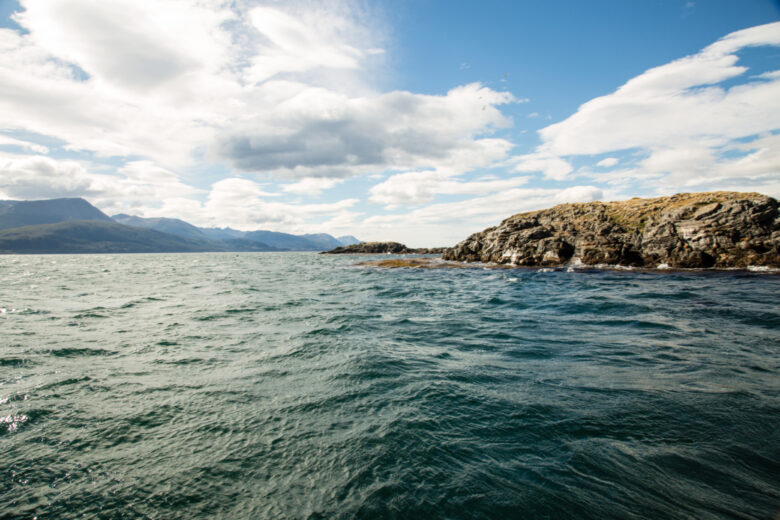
355 256 780 274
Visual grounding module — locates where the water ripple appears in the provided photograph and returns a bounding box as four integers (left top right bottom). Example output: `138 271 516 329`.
0 252 778 519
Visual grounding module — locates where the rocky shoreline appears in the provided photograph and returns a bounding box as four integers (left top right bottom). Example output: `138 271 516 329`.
443 192 779 268
356 256 780 272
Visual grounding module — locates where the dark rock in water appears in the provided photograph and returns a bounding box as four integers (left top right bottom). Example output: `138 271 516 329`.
443 192 780 268
322 242 448 254
322 242 410 254
410 247 449 254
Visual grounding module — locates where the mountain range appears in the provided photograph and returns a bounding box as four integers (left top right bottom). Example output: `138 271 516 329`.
0 198 360 254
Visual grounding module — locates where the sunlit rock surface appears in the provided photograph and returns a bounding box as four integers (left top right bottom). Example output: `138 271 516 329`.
443 192 780 268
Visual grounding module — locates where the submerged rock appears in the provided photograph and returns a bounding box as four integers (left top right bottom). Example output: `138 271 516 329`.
443 192 780 268
356 258 480 269
322 242 447 254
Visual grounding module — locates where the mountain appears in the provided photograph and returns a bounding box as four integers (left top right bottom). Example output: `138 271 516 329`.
112 213 352 251
0 198 112 230
337 235 361 246
443 192 780 268
242 230 322 251
0 220 281 254
0 198 358 254
199 227 247 240
112 214 210 241
0 221 215 254
301 233 343 251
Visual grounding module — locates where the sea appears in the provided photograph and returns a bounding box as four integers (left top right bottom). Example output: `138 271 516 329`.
1 252 779 519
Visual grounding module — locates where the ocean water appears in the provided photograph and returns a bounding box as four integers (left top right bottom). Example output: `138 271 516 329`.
1 252 779 520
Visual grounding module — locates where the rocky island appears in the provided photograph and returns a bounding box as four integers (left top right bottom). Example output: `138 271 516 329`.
322 242 446 254
443 191 779 268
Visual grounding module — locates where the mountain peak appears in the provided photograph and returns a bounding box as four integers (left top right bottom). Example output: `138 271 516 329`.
0 197 112 230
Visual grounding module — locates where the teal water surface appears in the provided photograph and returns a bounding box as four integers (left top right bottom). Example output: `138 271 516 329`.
1 253 779 519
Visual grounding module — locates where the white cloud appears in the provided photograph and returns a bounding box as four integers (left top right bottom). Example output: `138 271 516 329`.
512 150 573 180
216 82 516 178
144 177 360 232
282 177 345 196
596 157 618 168
0 154 94 199
0 1 389 169
538 22 780 157
554 185 603 203
0 154 199 211
1 0 516 185
14 0 234 94
247 5 364 83
0 135 49 154
515 21 780 198
368 170 529 207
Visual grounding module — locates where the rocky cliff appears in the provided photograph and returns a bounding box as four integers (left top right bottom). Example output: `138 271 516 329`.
443 192 780 268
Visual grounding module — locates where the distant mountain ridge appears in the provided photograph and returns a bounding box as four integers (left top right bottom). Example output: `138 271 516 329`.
112 214 210 241
109 213 357 251
0 198 112 230
0 198 360 254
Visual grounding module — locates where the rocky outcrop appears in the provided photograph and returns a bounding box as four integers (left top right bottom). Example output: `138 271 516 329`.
443 192 780 268
322 242 447 255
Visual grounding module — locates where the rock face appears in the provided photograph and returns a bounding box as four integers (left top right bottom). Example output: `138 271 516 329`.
322 242 447 254
443 192 780 268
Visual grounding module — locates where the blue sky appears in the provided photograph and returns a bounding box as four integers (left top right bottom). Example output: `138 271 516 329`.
0 0 778 246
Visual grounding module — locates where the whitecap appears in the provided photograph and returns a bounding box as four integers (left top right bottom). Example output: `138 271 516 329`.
1 413 28 433
747 265 779 273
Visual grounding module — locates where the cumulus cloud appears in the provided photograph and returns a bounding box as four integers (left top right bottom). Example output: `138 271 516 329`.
0 0 389 168
144 177 360 232
282 177 345 196
369 169 529 207
215 82 516 177
554 185 603 203
14 0 234 93
0 154 95 199
1 0 517 186
0 154 199 212
512 150 573 180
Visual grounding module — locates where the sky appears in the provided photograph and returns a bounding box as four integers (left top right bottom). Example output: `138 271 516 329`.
0 0 779 247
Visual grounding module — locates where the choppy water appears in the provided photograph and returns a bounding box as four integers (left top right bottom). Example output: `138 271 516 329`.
1 253 779 519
